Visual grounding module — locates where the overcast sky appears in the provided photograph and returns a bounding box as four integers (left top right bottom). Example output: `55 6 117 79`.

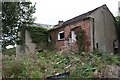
30 0 120 25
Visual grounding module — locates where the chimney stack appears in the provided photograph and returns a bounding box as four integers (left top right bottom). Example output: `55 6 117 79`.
58 21 64 25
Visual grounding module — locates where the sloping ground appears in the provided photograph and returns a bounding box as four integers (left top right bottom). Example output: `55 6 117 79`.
2 51 120 78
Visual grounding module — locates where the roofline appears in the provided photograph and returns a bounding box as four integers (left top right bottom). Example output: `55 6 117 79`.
49 17 90 31
50 4 110 31
62 4 107 26
104 5 117 21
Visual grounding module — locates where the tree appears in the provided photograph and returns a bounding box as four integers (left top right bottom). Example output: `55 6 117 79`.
2 2 36 50
2 2 19 49
17 2 36 53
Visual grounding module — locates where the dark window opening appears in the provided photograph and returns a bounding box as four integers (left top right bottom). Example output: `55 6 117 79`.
58 31 65 40
50 36 52 40
96 43 99 49
113 39 119 54
60 32 64 39
114 48 118 54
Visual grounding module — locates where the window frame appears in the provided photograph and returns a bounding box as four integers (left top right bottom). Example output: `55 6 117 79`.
71 30 76 42
58 31 65 40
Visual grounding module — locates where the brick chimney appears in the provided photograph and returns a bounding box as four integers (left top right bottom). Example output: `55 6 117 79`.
58 21 64 25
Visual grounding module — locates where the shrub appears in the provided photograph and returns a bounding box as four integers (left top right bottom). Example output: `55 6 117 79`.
2 48 16 56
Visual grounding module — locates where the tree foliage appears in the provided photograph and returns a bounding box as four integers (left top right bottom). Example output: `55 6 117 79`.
27 26 48 43
2 2 36 49
2 2 19 49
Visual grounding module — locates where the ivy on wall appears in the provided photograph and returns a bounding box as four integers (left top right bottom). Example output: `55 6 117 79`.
76 27 85 53
26 26 48 44
17 26 56 51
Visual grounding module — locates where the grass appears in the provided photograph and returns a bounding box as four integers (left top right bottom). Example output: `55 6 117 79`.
2 48 16 56
2 50 120 78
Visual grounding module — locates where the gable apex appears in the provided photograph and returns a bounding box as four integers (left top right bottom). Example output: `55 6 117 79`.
60 4 108 26
52 4 111 30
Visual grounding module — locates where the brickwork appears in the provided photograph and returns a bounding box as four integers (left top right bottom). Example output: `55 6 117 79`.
50 19 91 52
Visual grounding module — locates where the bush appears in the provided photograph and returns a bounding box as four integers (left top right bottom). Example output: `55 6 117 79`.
2 48 16 56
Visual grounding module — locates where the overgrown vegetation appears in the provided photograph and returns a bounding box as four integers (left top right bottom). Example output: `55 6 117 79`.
26 26 56 51
26 26 49 50
2 50 120 78
2 48 16 56
76 27 85 53
27 26 48 44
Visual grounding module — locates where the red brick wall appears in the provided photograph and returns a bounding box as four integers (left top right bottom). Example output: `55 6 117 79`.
50 19 91 52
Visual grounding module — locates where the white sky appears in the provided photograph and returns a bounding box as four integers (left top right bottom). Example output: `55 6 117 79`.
31 0 120 25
